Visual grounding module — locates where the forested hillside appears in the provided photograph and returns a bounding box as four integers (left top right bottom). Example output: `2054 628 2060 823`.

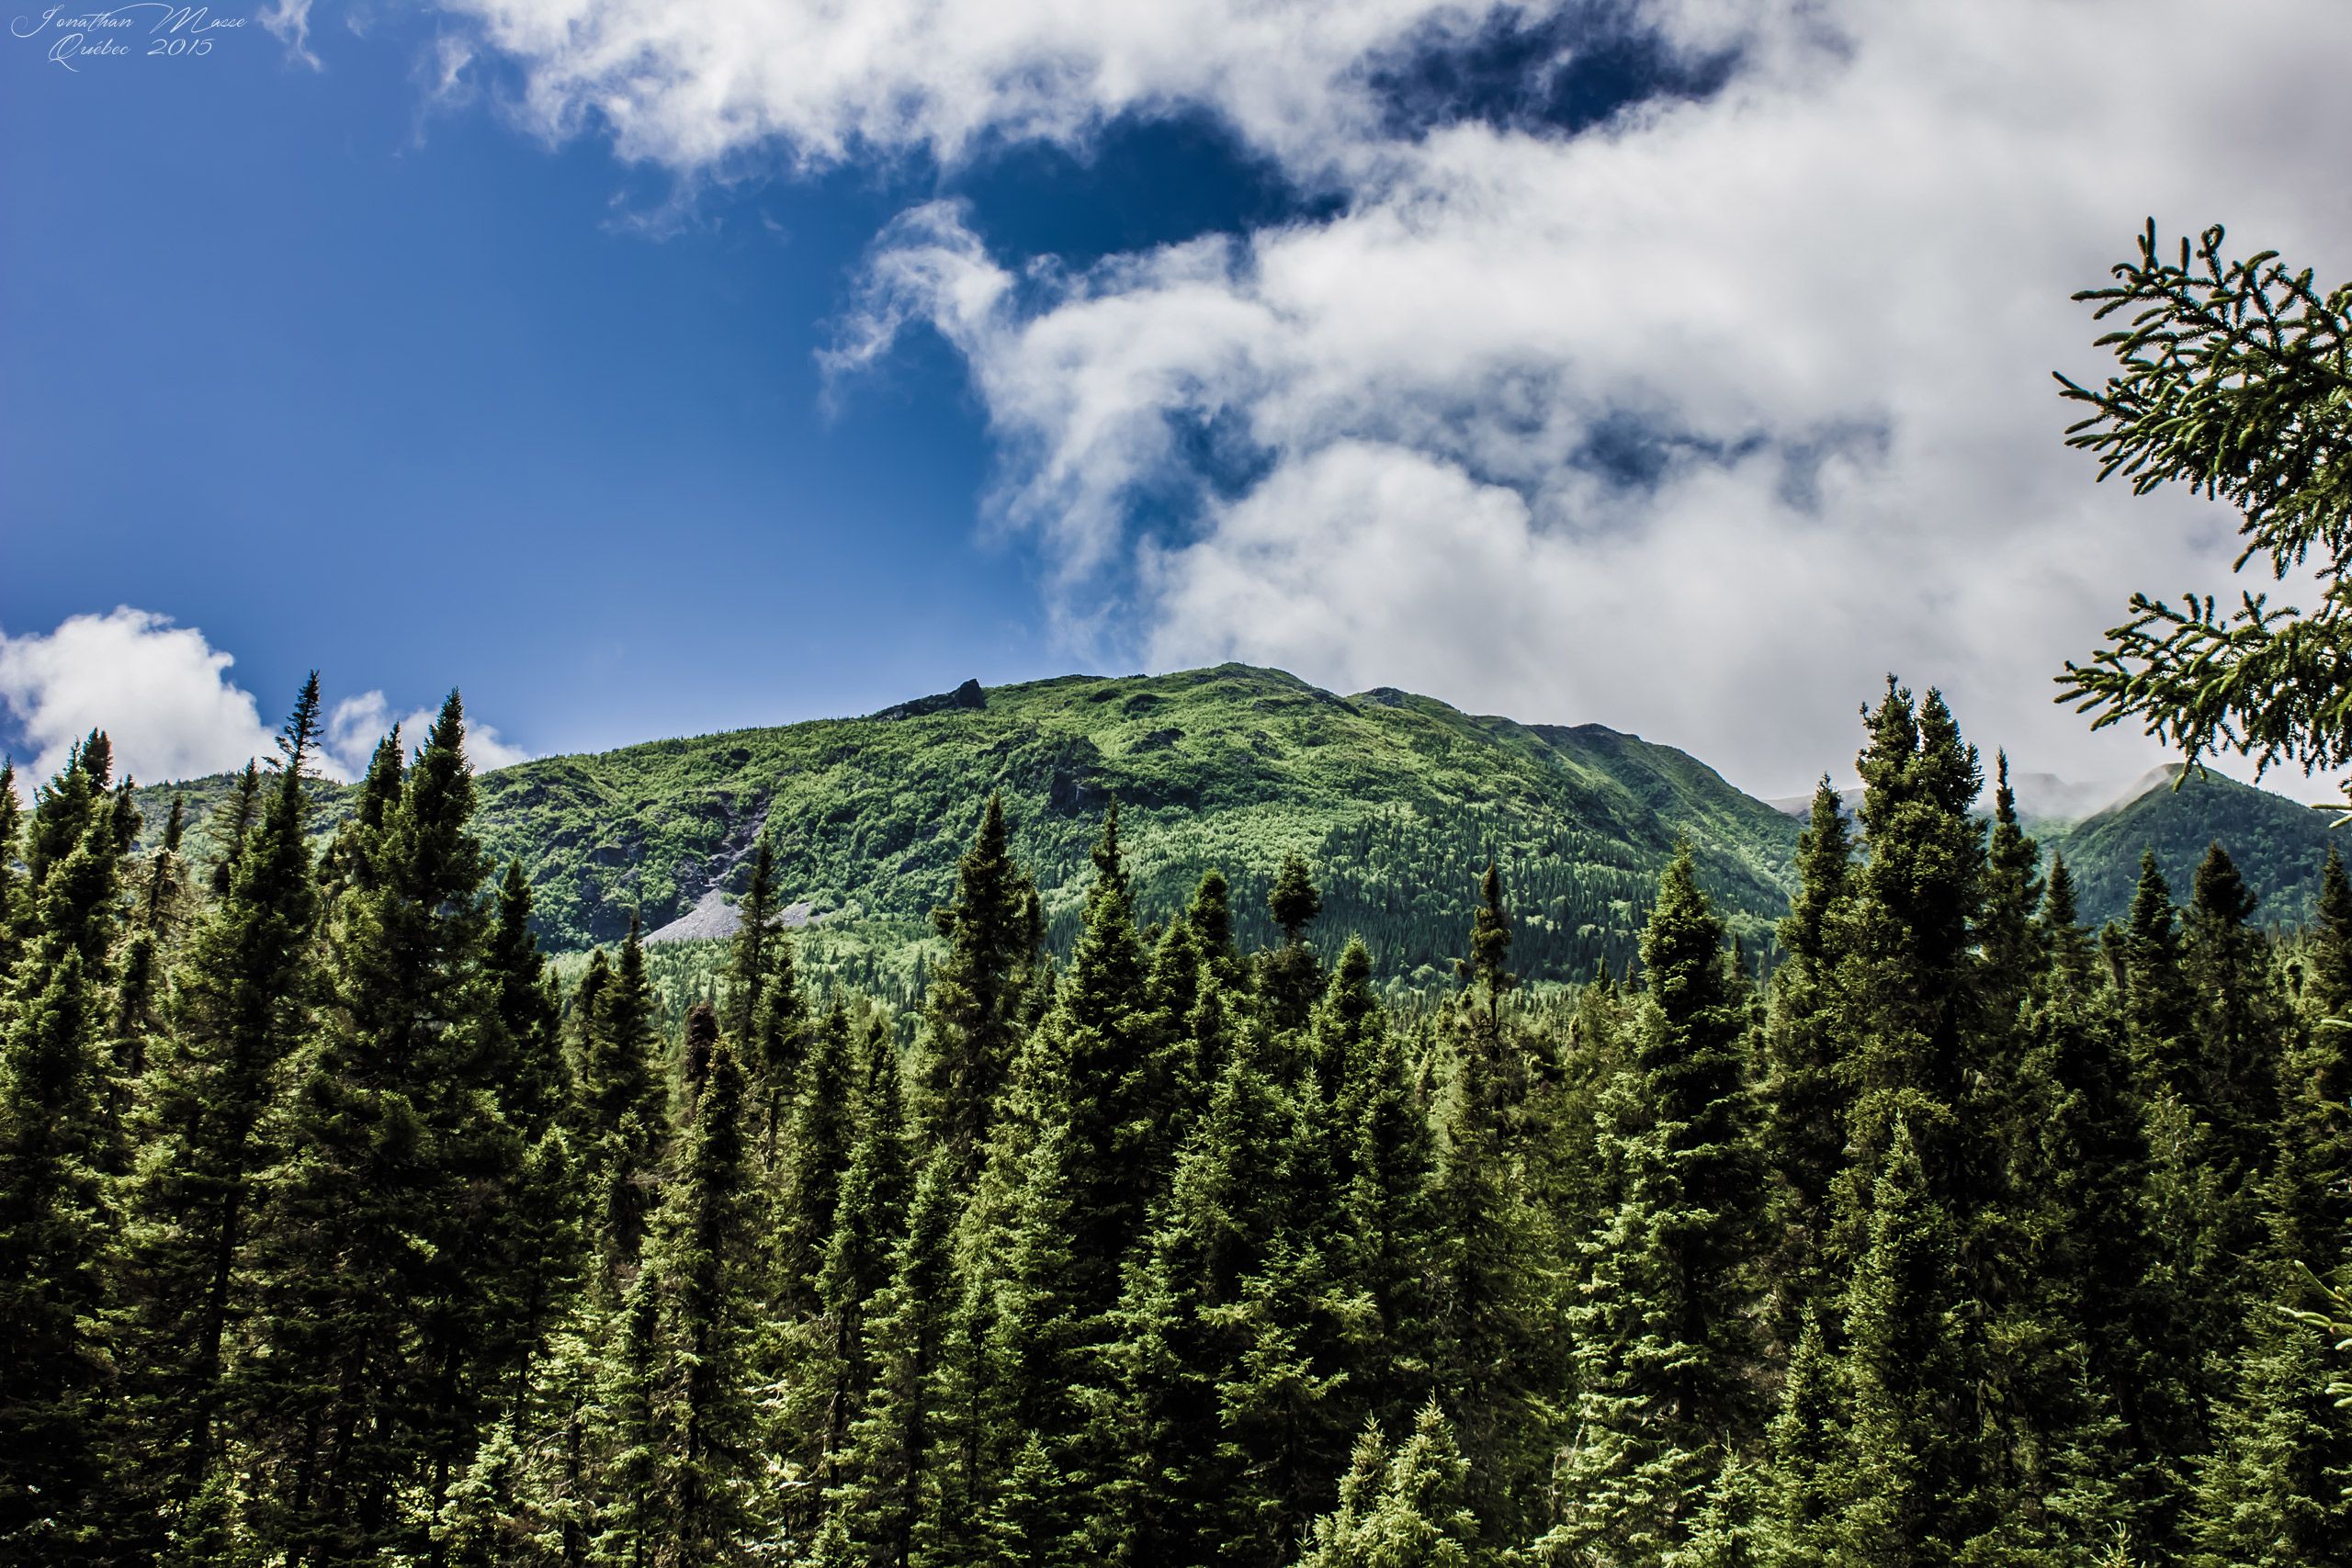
130 665 2336 990
2048 765 2339 928
7 674 2349 1565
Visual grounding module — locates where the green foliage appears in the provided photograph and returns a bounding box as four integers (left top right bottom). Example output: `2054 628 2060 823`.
2056 222 2352 794
138 666 1814 981
30 666 2352 1568
1295 1405 1481 1568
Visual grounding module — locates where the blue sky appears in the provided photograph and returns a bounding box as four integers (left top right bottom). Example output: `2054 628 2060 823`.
2 8 1257 754
6 1 2349 800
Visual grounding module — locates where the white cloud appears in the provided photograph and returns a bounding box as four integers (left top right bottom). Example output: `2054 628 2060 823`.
0 608 281 789
432 0 1546 175
817 0 2352 797
0 608 530 794
259 0 322 68
429 0 2352 799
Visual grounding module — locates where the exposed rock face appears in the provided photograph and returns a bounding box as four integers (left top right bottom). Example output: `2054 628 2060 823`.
871 678 986 721
644 891 830 946
645 889 740 944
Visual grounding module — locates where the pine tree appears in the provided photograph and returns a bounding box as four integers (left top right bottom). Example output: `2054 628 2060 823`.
1543 849 1763 1563
637 1034 765 1566
0 738 136 1559
579 917 667 1285
1261 851 1325 1032
916 795 1039 1174
1295 1404 1480 1568
118 680 326 1533
832 1154 957 1568
1758 779 1852 1350
235 692 526 1564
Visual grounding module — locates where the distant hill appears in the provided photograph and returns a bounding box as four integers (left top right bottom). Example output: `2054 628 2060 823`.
2043 764 2340 929
130 666 2340 984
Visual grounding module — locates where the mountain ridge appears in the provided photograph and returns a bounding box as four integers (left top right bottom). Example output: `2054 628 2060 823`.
130 663 2339 980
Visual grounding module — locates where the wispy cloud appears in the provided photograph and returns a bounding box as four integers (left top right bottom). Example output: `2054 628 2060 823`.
259 0 322 68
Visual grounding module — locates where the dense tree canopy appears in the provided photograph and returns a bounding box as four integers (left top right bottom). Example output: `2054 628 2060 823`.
0 670 2343 1567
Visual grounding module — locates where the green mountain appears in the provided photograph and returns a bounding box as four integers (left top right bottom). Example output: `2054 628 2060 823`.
2044 762 2341 928
132 664 2339 985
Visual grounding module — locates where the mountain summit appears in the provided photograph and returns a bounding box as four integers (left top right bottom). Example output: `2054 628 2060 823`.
138 665 2337 982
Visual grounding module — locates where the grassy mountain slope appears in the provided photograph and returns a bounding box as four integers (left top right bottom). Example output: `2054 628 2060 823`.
142 665 1801 984
132 665 2338 982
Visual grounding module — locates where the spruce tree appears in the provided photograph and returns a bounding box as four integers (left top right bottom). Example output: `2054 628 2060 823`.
579 917 667 1285
639 1034 765 1565
1543 849 1763 1563
236 692 526 1563
1261 852 1325 1032
118 679 325 1530
1430 866 1558 1548
833 1154 957 1568
1295 1404 1480 1568
105 795 187 1155
0 760 23 982
2120 852 2195 1089
0 944 115 1562
1759 1313 1839 1566
807 1018 914 1496
2183 1301 2352 1568
1758 780 1851 1349
0 739 135 1559
1038 802 1160 1310
484 862 583 1405
778 1000 861 1313
1827 682 1984 1241
1824 1121 1979 1565
2181 843 2285 1203
724 835 808 1163
916 795 1038 1173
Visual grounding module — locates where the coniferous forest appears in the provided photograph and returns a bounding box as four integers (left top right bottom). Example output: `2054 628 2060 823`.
4 658 2349 1566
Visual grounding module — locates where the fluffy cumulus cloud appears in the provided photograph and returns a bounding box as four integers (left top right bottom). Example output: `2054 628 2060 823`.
0 609 280 787
0 608 528 792
445 0 2352 796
